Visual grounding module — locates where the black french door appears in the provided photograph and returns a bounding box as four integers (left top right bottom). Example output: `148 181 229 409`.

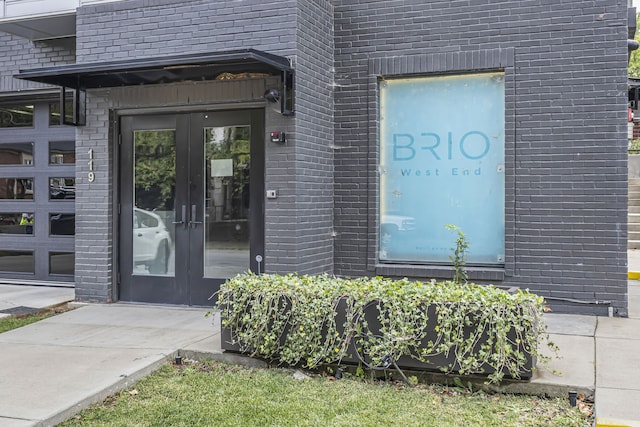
119 110 264 305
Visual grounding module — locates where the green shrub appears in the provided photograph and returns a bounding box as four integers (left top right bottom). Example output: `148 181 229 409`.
215 273 553 384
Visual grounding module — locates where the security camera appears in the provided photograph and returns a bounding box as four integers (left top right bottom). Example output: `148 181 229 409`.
264 88 280 103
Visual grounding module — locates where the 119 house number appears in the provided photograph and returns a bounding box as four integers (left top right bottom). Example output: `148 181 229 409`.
88 149 95 183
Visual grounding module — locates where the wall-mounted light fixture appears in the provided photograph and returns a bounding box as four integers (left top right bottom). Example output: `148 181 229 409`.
262 68 294 116
264 88 280 103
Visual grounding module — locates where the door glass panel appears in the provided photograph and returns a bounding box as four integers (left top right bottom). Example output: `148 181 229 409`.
0 143 34 165
49 177 75 199
204 126 250 278
0 250 34 273
50 213 75 236
0 178 33 199
0 212 33 234
49 141 75 164
0 105 33 128
133 130 176 277
49 252 74 275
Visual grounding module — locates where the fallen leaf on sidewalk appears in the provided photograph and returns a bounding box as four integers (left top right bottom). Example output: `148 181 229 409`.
577 396 593 418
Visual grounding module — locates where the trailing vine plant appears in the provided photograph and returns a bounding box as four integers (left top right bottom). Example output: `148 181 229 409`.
215 273 555 384
213 221 554 384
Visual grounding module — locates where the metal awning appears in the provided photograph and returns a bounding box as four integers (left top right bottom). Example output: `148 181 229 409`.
15 48 292 88
14 49 295 123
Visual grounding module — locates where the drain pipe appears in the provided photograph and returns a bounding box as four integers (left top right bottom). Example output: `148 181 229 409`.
543 296 614 317
498 287 614 315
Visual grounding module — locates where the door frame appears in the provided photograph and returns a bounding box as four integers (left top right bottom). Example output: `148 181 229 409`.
116 107 265 306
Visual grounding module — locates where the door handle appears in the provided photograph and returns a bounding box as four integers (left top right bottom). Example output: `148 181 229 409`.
172 205 186 227
190 204 203 228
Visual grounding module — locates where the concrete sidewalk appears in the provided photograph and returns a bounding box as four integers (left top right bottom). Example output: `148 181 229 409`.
0 267 638 425
0 285 74 319
596 250 640 426
0 298 222 427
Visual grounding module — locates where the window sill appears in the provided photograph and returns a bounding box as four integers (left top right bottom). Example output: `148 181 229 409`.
375 263 505 282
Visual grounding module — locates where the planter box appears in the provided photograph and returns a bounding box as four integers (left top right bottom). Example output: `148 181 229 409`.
220 297 535 380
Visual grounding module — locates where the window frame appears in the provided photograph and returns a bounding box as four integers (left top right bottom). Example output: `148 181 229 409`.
0 100 75 282
377 72 506 267
367 49 516 282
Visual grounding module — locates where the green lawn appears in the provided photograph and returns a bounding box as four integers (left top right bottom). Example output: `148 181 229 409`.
0 311 54 334
61 360 588 427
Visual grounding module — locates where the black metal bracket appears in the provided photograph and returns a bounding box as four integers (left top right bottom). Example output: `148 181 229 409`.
281 69 295 116
60 86 86 126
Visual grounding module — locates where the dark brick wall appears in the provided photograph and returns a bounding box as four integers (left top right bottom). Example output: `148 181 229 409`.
76 0 297 62
72 0 303 298
333 0 629 315
74 0 335 278
74 91 114 303
291 0 334 273
0 0 629 314
0 36 74 92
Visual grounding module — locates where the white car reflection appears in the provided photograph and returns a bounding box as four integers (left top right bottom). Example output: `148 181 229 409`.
133 208 171 274
381 214 416 242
